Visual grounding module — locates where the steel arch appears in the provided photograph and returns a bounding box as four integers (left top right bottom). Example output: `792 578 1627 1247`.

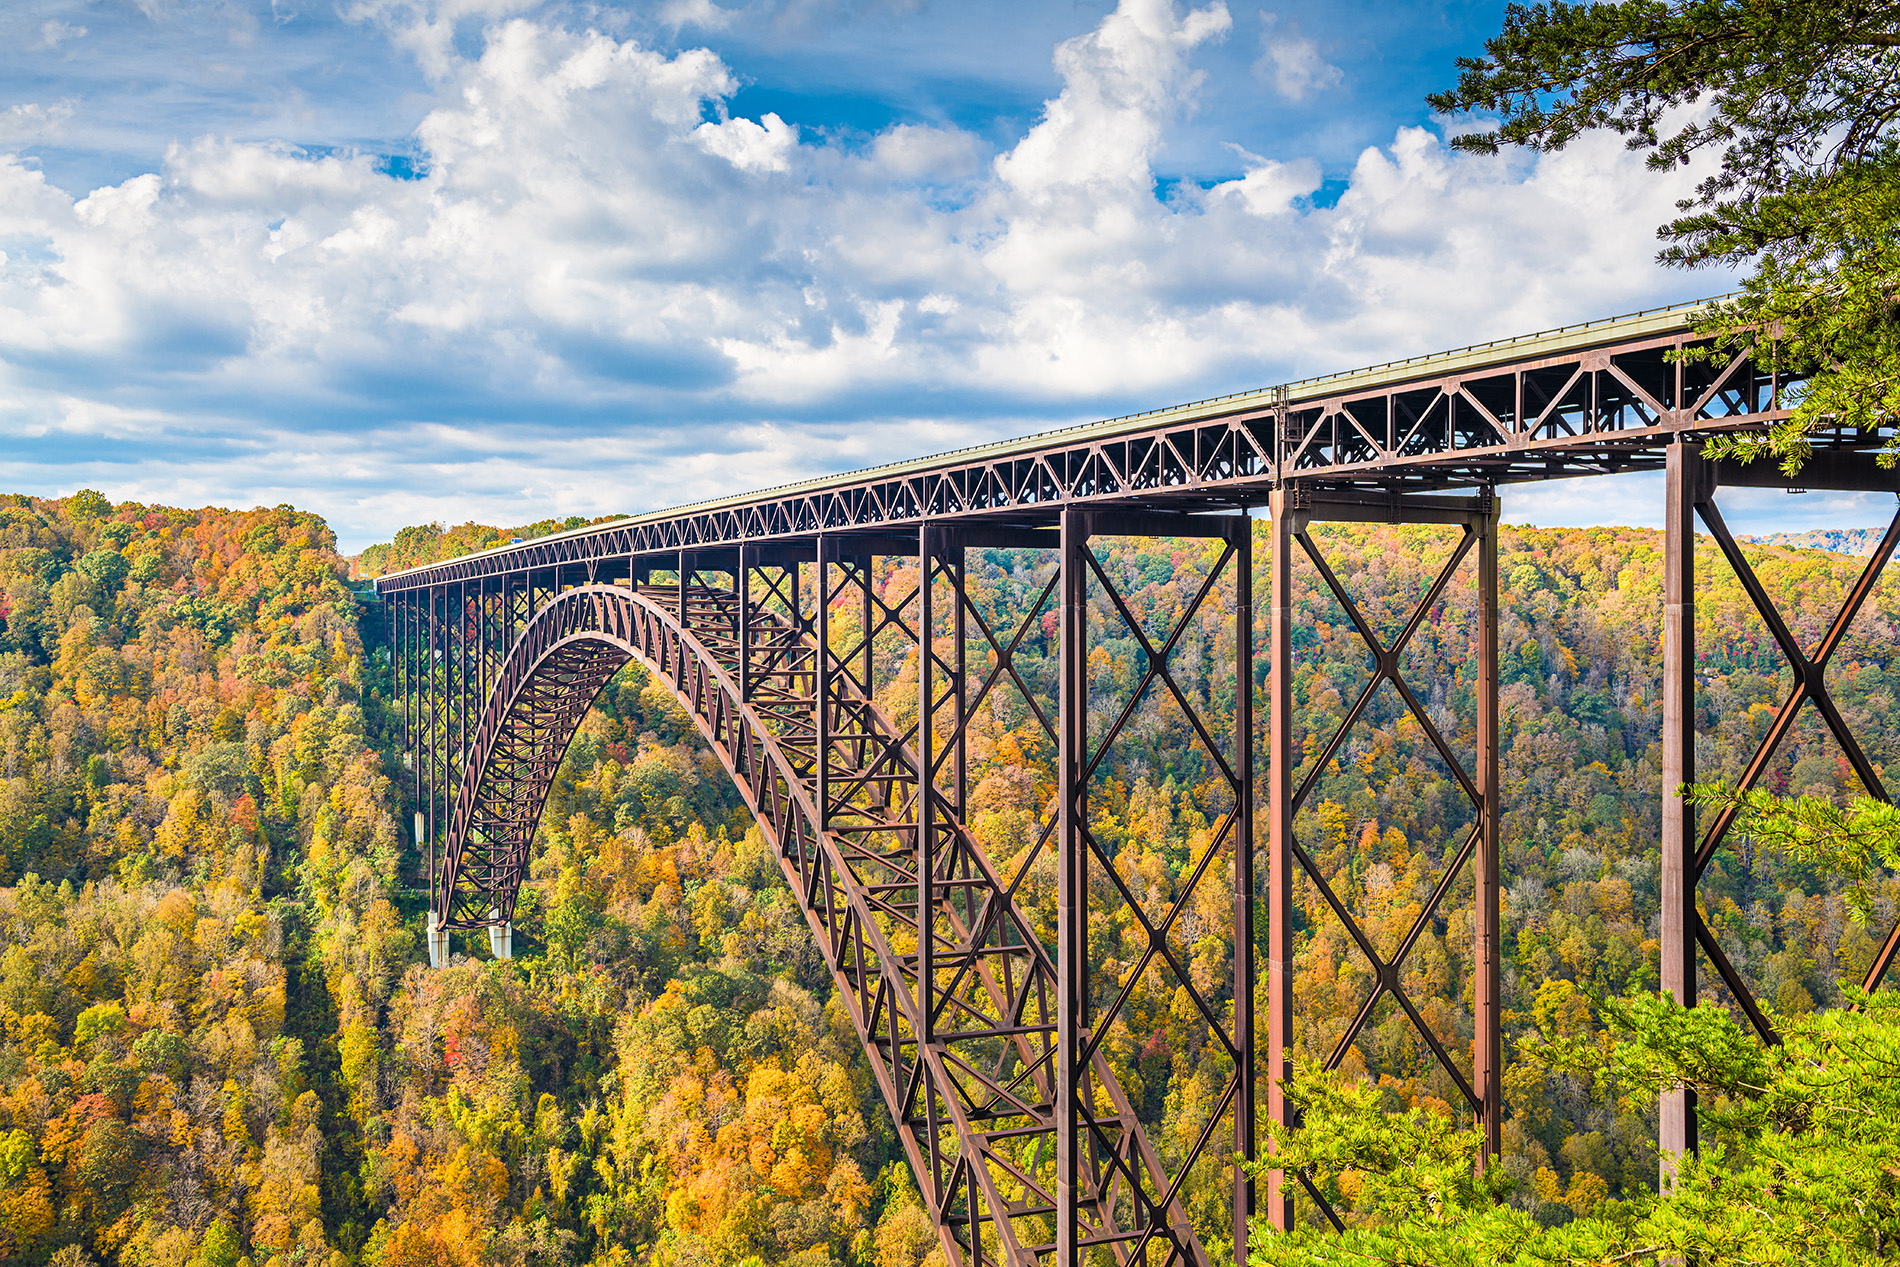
377 296 1900 1245
435 581 1209 1267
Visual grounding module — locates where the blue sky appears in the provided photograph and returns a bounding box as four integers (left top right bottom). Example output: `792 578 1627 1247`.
0 0 1886 549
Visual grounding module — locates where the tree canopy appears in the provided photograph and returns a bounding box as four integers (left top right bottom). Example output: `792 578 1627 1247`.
1430 0 1900 470
1249 986 1900 1265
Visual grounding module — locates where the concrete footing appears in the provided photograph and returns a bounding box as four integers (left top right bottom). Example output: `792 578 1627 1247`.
426 911 448 969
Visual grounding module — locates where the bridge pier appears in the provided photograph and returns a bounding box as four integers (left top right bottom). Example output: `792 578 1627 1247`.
1660 441 1900 1185
372 300 1900 1257
1265 487 1502 1230
426 910 448 969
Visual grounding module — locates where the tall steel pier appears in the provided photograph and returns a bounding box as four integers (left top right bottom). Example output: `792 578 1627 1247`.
375 300 1900 1263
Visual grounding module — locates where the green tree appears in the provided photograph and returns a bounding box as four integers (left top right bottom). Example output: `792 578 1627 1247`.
1430 0 1900 469
1249 989 1900 1265
1690 780 1900 923
1250 778 1900 1264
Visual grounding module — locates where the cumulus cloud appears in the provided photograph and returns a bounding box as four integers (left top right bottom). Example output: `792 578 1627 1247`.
659 0 739 29
0 0 1734 547
1254 12 1342 102
340 0 547 80
871 124 985 181
695 112 798 173
1214 146 1320 216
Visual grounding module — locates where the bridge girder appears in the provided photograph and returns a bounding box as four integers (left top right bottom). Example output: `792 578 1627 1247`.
376 303 1900 1250
412 570 1239 1267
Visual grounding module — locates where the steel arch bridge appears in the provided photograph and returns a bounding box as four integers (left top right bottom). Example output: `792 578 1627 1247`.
375 298 1900 1264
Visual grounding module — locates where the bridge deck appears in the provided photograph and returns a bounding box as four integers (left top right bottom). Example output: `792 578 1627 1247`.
372 293 1869 594
374 296 1900 1254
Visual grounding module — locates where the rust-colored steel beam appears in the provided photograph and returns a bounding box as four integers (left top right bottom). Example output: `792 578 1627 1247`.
1265 488 1295 1232
1474 500 1502 1164
377 302 1900 1258
376 305 1875 596
1659 441 1701 1183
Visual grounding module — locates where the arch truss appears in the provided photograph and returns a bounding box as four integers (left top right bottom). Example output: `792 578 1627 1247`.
389 515 1259 1267
379 303 1900 1254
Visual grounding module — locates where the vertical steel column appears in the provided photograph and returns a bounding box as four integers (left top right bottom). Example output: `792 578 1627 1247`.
1265 488 1297 1230
456 580 466 841
1474 500 1503 1163
738 543 752 704
1232 514 1258 1254
420 588 429 859
1056 507 1088 1264
413 594 427 900
789 559 801 643
470 580 481 724
406 593 417 810
427 584 439 881
479 577 491 717
437 584 448 864
387 584 397 746
1660 441 1701 1177
953 542 966 818
678 552 689 690
861 551 875 696
410 590 424 931
918 522 936 1042
817 537 833 831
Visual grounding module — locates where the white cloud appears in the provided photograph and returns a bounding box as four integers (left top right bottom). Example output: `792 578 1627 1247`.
340 0 546 80
695 112 798 173
37 20 88 50
0 0 1730 549
659 0 739 30
1215 147 1320 216
0 101 76 146
871 124 985 181
1254 11 1341 102
995 0 1232 202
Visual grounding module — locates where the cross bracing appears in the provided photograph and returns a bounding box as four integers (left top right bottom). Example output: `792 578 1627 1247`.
378 299 1900 1261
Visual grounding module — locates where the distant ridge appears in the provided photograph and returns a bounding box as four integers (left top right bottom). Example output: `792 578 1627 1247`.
1741 527 1889 556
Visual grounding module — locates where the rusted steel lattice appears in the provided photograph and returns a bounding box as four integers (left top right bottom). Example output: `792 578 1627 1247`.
402 546 1225 1267
377 301 1900 1259
1260 491 1500 1229
1659 444 1900 1160
1056 510 1254 1264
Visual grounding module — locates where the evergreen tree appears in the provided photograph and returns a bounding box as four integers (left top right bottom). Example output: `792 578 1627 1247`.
1430 0 1900 469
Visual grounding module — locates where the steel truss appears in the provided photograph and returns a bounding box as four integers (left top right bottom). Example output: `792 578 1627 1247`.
410 521 1268 1267
1261 490 1500 1229
376 302 1900 1262
1660 444 1900 1173
373 310 1843 598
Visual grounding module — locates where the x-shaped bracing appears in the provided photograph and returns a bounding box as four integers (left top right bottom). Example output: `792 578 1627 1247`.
1688 491 1900 1041
1289 524 1486 1112
1058 510 1254 1266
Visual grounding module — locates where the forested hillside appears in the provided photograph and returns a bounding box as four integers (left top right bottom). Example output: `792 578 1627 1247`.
351 519 622 581
1743 526 1890 556
0 490 1894 1265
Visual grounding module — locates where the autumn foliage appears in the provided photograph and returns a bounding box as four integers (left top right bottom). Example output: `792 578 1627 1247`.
0 491 1894 1264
